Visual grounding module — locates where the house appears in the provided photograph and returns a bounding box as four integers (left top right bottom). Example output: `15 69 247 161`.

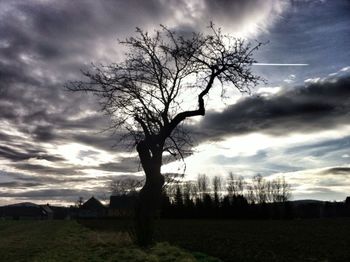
49 206 71 220
346 196 350 206
0 202 53 220
78 196 107 218
345 197 350 217
109 194 138 217
39 204 54 219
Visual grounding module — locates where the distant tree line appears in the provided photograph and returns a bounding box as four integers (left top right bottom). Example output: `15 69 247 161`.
109 174 350 220
160 173 294 219
165 173 291 203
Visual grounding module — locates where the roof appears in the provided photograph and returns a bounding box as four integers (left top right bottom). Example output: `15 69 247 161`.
0 204 50 217
5 202 39 208
40 205 53 214
82 197 105 210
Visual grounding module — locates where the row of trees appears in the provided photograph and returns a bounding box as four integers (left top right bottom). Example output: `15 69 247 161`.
109 173 294 219
158 173 292 219
161 193 350 220
109 173 292 205
164 173 291 205
109 174 350 220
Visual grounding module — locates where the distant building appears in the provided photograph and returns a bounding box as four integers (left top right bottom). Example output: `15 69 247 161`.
49 206 70 220
78 196 107 218
109 194 137 217
346 196 350 206
0 202 53 220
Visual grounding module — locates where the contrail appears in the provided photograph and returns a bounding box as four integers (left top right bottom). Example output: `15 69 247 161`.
253 63 309 66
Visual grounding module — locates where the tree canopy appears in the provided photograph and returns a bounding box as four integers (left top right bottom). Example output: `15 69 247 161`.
68 23 262 246
68 24 261 165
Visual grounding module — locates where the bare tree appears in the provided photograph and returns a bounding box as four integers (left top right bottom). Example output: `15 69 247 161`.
197 173 210 199
226 172 245 197
245 175 291 204
245 184 255 204
267 176 291 203
183 181 198 205
163 183 177 201
270 179 281 203
212 175 223 203
68 23 261 245
109 177 142 196
280 176 292 202
76 196 84 208
174 185 184 207
252 174 267 204
163 172 183 187
212 176 223 193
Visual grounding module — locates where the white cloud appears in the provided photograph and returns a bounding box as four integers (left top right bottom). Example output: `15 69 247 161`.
163 125 350 185
268 165 350 201
257 86 282 96
53 143 114 166
283 74 296 84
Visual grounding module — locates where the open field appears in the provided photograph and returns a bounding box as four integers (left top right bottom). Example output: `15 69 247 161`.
1 219 350 261
81 218 350 262
0 220 219 262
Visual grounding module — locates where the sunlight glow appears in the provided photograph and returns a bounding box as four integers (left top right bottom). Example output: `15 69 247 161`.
162 126 350 180
54 143 114 166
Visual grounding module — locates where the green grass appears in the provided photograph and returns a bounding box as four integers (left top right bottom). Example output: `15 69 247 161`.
0 220 219 261
81 218 350 262
3 219 350 262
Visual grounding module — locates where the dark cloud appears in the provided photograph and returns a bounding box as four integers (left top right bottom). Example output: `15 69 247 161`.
323 167 350 176
70 132 121 152
213 150 301 175
11 158 139 176
255 0 350 85
0 0 306 163
0 181 42 189
0 170 97 186
0 0 167 64
32 125 55 142
98 157 140 173
12 163 83 176
294 186 349 201
284 136 350 168
0 189 93 198
192 69 350 141
0 144 63 162
286 137 350 156
0 0 349 203
317 179 347 188
202 0 286 29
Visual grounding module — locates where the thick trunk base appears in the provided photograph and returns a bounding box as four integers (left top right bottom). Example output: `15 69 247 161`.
135 174 164 247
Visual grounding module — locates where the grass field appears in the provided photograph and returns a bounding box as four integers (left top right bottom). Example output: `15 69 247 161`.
0 220 219 262
1 219 349 262
80 218 350 262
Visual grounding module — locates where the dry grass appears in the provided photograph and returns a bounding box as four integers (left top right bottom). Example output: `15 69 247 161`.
0 220 220 261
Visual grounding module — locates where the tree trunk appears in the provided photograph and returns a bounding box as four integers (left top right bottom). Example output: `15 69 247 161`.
135 172 164 246
135 140 165 246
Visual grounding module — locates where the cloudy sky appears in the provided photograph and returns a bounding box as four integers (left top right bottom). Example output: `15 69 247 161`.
0 0 349 205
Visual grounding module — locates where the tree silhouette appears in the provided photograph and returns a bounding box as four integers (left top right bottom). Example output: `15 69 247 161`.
212 175 223 206
226 172 245 197
109 177 142 196
68 23 261 246
197 173 210 200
